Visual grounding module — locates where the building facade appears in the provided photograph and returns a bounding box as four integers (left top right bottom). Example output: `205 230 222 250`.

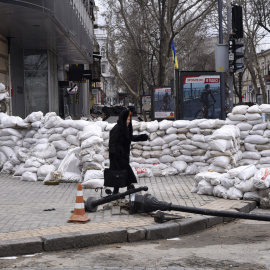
0 0 98 118
242 48 270 105
94 6 117 106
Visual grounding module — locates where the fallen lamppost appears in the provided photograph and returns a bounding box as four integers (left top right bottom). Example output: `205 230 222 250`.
129 193 270 222
85 186 148 212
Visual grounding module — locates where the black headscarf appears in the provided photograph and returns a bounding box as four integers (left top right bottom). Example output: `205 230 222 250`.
117 109 133 143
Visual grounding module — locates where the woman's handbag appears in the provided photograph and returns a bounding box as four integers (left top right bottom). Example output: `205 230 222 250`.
104 168 128 188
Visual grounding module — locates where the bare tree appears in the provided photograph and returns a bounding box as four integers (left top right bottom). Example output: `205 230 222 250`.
102 0 217 100
242 0 268 103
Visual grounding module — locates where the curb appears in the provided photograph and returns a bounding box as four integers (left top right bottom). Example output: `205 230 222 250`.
0 200 257 257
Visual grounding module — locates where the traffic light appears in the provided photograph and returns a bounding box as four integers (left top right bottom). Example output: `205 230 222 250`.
232 5 243 39
229 39 244 73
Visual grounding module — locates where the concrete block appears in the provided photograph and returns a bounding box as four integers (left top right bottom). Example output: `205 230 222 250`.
177 216 208 235
0 237 43 257
233 202 251 213
144 222 180 240
42 228 127 252
203 215 224 227
127 228 146 242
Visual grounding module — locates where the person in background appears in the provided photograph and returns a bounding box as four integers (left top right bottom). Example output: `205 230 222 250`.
109 109 148 194
199 84 216 118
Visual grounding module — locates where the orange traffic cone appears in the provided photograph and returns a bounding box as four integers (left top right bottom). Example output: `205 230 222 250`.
68 184 90 223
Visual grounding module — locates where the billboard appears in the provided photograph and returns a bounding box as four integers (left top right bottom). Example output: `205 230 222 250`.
152 87 174 120
179 72 221 120
141 95 151 112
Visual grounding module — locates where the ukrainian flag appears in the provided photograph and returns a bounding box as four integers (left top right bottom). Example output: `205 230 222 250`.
172 41 178 69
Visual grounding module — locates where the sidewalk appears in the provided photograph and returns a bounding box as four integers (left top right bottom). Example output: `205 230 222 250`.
0 173 257 257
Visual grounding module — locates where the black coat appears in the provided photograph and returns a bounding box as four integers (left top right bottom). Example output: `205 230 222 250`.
109 110 148 186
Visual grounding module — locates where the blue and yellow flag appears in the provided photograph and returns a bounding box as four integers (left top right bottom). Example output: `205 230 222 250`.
172 41 178 69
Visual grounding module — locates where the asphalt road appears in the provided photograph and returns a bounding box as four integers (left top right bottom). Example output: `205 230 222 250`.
1 209 270 270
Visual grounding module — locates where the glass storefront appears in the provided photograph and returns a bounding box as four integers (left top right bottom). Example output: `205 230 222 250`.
24 50 48 116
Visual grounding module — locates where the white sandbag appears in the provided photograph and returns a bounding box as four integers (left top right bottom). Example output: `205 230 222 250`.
260 157 270 164
162 148 172 155
177 134 187 140
227 113 246 121
187 119 202 129
191 141 209 150
172 120 189 128
253 168 270 189
79 124 103 140
83 169 104 179
153 163 168 170
177 128 189 134
51 140 70 151
162 134 178 144
1 127 22 138
197 179 214 195
234 178 255 193
93 154 105 163
212 156 231 169
166 127 178 135
208 139 233 153
139 122 147 131
208 164 228 173
150 137 165 147
159 120 173 130
62 127 79 137
142 146 151 151
252 122 267 131
245 113 262 121
59 172 82 183
145 158 160 164
149 132 158 141
220 174 235 189
131 149 143 157
152 168 164 177
171 161 187 173
242 151 261 160
72 120 90 130
24 111 43 123
37 164 56 181
243 191 260 201
244 135 268 145
247 119 263 125
228 164 257 180
185 164 198 175
82 178 104 189
247 104 261 113
159 155 176 163
132 120 140 130
1 161 14 174
213 185 228 198
20 171 37 182
146 120 159 132
32 143 57 159
263 130 270 138
226 187 243 199
81 136 103 149
162 167 178 176
261 150 270 157
244 143 257 152
259 104 270 113
236 122 252 131
249 129 264 136
142 150 151 159
210 125 240 141
66 135 80 146
232 105 248 115
189 127 200 134
135 168 153 178
83 161 103 171
195 171 222 183
176 155 194 163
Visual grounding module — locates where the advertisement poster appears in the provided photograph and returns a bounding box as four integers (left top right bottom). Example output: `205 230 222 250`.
179 72 221 120
153 87 174 119
141 95 151 112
